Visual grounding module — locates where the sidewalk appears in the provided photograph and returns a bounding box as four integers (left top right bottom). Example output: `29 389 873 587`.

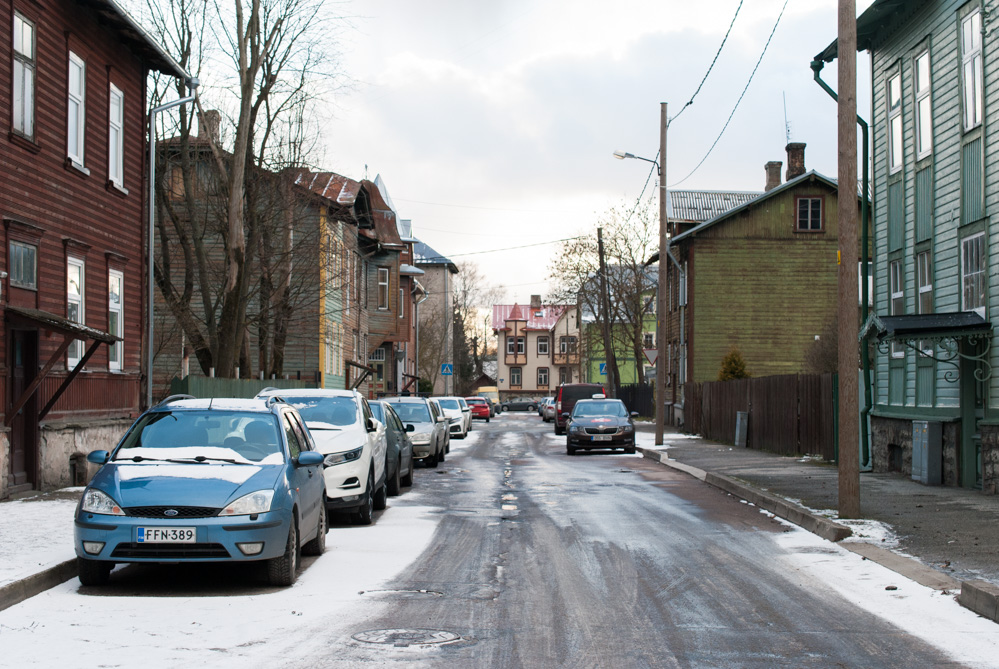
635 423 999 621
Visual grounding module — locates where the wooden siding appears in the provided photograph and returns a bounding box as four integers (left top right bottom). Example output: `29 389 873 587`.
680 180 840 384
0 0 151 423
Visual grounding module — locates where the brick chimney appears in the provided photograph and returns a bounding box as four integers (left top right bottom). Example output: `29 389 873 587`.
785 142 806 181
530 294 542 310
199 110 221 143
764 161 783 192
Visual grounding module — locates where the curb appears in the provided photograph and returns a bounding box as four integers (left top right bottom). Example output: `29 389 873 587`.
638 446 999 623
0 559 78 613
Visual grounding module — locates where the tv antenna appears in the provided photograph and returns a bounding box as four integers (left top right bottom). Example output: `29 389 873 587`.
783 92 792 144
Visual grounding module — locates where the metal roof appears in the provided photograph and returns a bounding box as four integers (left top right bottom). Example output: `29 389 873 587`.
815 0 933 62
413 241 458 272
667 190 762 223
492 304 569 332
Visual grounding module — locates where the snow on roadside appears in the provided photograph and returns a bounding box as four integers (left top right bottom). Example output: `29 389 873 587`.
0 491 80 588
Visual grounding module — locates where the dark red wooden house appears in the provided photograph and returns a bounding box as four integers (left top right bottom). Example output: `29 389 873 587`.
0 0 186 496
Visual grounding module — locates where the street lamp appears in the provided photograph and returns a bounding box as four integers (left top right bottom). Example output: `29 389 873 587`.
613 102 668 447
147 77 199 408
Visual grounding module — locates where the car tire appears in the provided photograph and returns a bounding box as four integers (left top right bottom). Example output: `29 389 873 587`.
387 457 402 496
77 557 112 586
401 461 414 487
302 506 327 556
625 445 636 455
267 520 300 586
428 448 439 468
485 417 490 423
352 470 375 525
438 444 446 463
566 443 576 455
373 478 388 511
527 405 536 411
554 425 564 436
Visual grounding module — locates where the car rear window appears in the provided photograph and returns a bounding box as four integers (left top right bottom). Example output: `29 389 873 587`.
560 385 604 403
438 399 460 410
284 396 359 427
389 402 431 422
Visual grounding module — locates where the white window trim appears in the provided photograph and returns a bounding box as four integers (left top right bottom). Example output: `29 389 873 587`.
961 10 984 132
961 231 986 317
889 259 904 358
108 84 125 188
914 50 932 159
108 269 123 371
67 51 86 167
537 336 549 356
511 367 522 386
516 337 525 355
399 287 404 319
13 12 35 139
887 72 903 173
537 367 549 387
377 267 389 310
67 257 86 368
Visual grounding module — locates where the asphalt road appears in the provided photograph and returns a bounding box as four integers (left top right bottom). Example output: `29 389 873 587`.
295 413 958 668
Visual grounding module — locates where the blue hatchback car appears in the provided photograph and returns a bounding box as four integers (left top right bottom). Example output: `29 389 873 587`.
74 395 327 587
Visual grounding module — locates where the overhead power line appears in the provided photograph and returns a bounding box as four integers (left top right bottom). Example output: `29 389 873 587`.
416 235 587 263
670 0 791 187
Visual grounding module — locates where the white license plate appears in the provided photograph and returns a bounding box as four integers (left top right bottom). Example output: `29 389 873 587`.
138 527 196 543
591 435 613 442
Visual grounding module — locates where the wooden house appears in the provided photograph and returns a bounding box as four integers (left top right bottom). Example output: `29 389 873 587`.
0 0 187 496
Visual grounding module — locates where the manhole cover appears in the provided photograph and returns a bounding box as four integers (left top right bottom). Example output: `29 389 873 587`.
352 629 461 647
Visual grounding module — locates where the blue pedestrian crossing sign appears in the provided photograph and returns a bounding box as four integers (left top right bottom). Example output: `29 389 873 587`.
441 363 453 376
599 363 607 376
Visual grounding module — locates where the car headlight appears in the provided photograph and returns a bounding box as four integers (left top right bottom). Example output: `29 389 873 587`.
570 425 586 434
449 417 462 424
80 489 125 516
324 447 364 467
621 425 635 433
220 490 275 516
411 433 431 444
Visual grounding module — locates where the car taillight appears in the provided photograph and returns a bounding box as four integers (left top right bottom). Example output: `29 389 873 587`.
556 401 561 411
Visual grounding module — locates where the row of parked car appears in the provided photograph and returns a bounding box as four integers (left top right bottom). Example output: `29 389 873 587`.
73 389 490 588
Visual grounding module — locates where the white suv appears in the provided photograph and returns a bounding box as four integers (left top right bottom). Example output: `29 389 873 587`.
256 388 387 525
436 397 471 439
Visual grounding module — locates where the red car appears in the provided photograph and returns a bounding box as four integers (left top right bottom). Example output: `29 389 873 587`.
465 397 491 422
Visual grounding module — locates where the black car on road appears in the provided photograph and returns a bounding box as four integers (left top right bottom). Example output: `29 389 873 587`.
565 397 638 455
500 398 540 412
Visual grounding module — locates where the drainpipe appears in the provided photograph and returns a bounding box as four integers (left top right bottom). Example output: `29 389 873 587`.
811 58 872 470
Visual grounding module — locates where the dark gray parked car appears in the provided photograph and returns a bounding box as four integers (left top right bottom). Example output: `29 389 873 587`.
370 401 415 495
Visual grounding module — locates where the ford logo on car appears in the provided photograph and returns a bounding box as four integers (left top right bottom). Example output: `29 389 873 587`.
163 509 179 517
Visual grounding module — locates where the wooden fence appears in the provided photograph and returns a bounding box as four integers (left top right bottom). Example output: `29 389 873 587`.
683 373 836 461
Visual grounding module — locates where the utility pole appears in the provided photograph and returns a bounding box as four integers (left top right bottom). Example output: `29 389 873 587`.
656 102 668 446
596 227 618 398
837 0 860 518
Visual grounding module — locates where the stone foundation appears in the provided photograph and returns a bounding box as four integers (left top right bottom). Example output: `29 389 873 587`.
871 416 962 488
980 425 999 494
0 429 9 500
39 419 132 490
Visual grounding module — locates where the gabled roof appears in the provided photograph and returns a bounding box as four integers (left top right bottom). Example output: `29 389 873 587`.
672 170 839 244
492 304 569 332
414 241 458 273
295 171 364 206
667 190 762 223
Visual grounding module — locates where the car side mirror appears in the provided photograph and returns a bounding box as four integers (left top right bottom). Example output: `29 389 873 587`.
87 450 110 465
296 451 324 467
437 416 446 423
561 412 570 419
405 424 415 432
366 417 377 432
630 411 639 417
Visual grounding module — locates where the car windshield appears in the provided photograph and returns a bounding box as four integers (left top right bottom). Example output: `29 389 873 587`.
466 398 484 405
389 402 431 423
438 399 460 410
572 401 627 417
115 410 283 464
286 396 358 428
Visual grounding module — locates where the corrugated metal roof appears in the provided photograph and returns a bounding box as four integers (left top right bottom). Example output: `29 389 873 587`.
667 190 762 223
492 304 569 331
414 241 458 272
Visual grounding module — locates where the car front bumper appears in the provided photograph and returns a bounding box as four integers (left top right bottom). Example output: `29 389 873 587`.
567 431 635 449
74 508 293 563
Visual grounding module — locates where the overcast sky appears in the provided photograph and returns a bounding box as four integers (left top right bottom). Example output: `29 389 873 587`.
322 0 874 304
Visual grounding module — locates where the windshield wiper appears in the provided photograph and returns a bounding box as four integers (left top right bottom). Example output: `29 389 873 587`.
171 455 243 464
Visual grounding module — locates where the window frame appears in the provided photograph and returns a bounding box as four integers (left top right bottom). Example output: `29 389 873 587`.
537 336 549 356
67 51 86 167
9 240 37 290
795 196 824 232
108 84 125 188
961 8 984 132
67 256 86 368
961 231 986 317
889 258 904 358
12 12 35 140
107 268 123 371
887 71 903 173
516 337 525 355
914 49 932 159
537 367 549 387
377 266 389 310
510 367 522 387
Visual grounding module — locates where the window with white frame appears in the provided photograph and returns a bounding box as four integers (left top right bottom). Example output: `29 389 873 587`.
13 13 35 139
537 367 549 387
107 269 123 370
914 50 932 158
643 332 655 348
516 337 525 354
537 336 549 355
962 232 986 317
67 52 86 166
67 258 85 367
917 251 933 355
890 259 904 358
507 336 515 355
10 241 37 289
887 72 903 172
510 367 522 386
962 9 983 131
377 267 389 310
399 287 404 319
108 84 124 187
560 336 577 354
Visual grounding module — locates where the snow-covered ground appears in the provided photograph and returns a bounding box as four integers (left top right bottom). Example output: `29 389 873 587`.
0 492 79 588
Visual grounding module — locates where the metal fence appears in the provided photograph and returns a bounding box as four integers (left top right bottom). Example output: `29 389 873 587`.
683 373 836 460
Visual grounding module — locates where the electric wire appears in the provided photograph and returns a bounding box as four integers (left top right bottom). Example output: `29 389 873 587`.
670 0 791 188
416 235 587 263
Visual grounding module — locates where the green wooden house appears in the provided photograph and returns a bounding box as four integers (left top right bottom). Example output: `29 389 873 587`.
818 0 999 492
